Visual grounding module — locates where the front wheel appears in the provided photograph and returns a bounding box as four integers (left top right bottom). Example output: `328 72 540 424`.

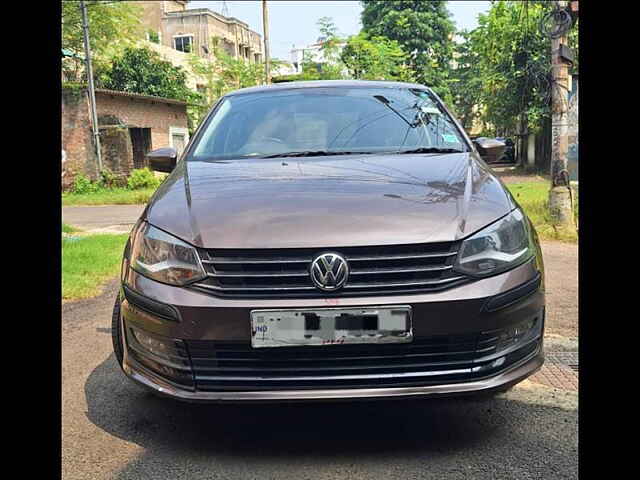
111 297 124 369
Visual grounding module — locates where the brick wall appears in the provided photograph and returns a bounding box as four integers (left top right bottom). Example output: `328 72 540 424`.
95 91 188 151
99 126 135 179
62 87 98 188
62 86 188 190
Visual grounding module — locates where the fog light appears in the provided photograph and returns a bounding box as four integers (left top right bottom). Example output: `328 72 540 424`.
131 328 175 357
497 317 538 349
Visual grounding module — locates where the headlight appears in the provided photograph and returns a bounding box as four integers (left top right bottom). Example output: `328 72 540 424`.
130 222 206 286
454 209 534 277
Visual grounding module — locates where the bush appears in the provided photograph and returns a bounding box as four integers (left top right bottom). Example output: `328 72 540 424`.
71 174 102 194
99 168 119 188
127 168 161 190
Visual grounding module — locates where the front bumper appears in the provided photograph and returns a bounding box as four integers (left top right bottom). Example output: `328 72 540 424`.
122 344 543 402
118 258 545 402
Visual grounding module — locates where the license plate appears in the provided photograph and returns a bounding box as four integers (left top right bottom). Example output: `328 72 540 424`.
250 306 412 348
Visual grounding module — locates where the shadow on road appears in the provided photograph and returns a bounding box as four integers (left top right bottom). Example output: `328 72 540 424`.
84 354 578 479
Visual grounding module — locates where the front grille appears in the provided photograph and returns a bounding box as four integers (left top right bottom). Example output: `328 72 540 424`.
185 329 541 392
191 242 469 298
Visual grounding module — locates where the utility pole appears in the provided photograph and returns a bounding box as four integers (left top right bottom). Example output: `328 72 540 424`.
80 0 102 173
548 0 574 229
262 0 271 84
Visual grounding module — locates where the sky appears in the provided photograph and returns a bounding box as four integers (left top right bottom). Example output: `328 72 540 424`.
191 1 491 60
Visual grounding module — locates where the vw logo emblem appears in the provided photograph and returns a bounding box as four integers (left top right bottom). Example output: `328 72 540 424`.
310 252 349 291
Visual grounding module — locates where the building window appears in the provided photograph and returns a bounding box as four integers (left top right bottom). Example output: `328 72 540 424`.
174 35 193 53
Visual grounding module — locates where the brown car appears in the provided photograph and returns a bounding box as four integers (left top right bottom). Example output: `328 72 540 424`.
112 80 544 402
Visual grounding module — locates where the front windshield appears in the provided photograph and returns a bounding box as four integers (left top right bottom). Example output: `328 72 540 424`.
190 87 468 160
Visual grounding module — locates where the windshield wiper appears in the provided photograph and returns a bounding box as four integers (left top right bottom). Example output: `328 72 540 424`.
394 147 466 155
259 150 375 159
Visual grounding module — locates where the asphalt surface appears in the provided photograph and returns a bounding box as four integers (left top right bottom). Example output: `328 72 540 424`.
63 205 144 233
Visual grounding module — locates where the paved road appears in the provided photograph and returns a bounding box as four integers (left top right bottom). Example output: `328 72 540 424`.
63 205 144 233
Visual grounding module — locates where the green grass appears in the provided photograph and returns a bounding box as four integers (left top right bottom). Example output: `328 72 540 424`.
62 187 157 206
62 233 128 300
62 223 81 233
506 181 578 243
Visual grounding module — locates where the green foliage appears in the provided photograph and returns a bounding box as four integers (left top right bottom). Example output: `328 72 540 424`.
62 188 156 206
296 17 347 81
506 181 577 243
62 233 129 299
450 1 579 135
126 168 161 190
99 47 197 103
360 0 456 102
71 174 101 195
188 37 270 126
147 30 160 44
449 30 483 131
62 223 81 234
69 168 160 198
98 168 124 189
341 32 414 81
61 1 143 82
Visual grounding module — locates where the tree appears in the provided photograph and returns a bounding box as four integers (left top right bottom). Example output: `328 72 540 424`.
452 1 579 137
299 17 346 80
341 32 414 82
189 38 264 99
360 0 456 101
188 37 284 126
449 30 484 132
100 47 196 103
61 0 143 81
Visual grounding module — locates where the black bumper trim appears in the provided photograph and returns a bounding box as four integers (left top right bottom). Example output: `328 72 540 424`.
483 272 542 312
122 284 181 322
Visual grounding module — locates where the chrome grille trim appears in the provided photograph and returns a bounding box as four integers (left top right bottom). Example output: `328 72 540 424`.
193 241 468 297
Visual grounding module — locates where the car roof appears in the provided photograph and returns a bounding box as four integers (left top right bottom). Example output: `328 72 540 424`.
225 80 432 97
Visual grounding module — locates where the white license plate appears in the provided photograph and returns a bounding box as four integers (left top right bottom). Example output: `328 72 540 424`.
250 306 412 348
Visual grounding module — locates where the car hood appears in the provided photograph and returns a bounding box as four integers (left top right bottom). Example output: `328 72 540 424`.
145 152 515 249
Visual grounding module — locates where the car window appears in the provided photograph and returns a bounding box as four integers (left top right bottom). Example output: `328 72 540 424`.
191 87 468 160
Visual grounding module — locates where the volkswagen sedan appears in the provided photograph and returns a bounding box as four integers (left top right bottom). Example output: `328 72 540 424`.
112 80 545 402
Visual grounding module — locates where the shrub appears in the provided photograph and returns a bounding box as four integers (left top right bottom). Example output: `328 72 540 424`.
127 168 161 190
99 168 119 188
72 174 102 194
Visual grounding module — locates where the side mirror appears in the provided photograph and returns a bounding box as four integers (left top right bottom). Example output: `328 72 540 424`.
472 137 507 164
147 147 177 173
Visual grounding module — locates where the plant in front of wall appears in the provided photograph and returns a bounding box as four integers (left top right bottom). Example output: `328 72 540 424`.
71 174 102 195
126 168 162 191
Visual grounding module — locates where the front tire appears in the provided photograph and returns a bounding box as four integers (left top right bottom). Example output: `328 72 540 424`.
111 296 124 369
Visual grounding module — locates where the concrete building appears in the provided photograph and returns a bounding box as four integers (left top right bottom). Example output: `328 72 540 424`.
62 86 189 189
139 1 263 64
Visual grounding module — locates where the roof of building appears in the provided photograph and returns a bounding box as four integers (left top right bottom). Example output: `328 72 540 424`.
226 80 430 97
165 7 258 35
95 88 188 106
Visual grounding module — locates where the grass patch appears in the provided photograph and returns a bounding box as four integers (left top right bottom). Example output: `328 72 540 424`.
62 187 157 206
62 223 81 233
506 181 578 243
62 233 128 300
